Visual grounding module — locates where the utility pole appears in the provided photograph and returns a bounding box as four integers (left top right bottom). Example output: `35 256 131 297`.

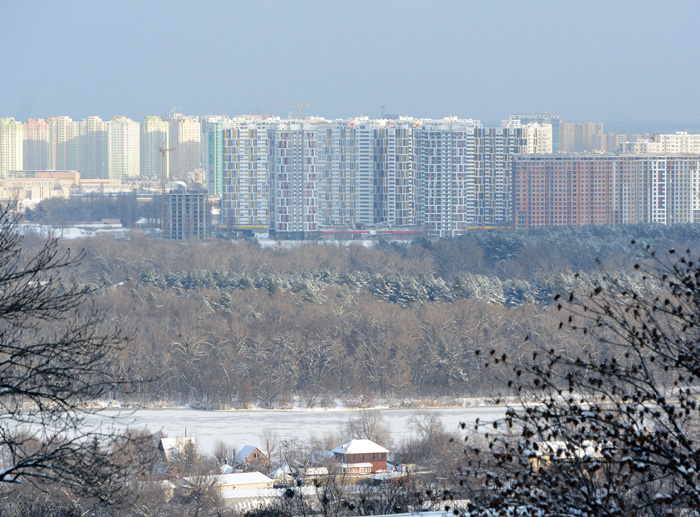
160 144 175 236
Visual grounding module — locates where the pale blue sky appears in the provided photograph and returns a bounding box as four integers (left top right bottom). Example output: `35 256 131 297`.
2 0 699 130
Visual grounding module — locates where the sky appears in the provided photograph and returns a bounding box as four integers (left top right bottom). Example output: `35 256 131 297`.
2 0 699 131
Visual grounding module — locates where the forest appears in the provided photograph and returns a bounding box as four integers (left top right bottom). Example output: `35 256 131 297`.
29 223 700 408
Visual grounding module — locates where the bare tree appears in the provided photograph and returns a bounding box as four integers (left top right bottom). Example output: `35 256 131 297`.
212 439 237 467
0 203 149 502
343 410 392 447
261 428 280 466
464 246 700 516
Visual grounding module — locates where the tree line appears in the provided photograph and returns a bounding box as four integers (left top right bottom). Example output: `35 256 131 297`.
13 222 695 407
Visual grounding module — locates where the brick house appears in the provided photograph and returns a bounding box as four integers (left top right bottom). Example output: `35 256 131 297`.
332 439 389 474
235 445 270 470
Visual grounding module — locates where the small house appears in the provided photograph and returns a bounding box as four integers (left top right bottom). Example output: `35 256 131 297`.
235 445 270 470
159 437 197 463
332 439 389 474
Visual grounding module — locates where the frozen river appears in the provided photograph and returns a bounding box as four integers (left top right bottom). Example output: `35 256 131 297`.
89 406 508 454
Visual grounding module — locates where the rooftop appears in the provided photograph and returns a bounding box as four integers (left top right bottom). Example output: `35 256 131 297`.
332 439 389 455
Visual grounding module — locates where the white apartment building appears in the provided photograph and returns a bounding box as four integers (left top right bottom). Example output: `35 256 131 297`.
373 119 417 227
221 118 272 230
23 118 51 172
48 116 83 171
218 116 540 237
0 118 23 179
83 116 108 179
168 114 201 180
654 132 700 154
416 118 529 237
108 116 140 179
270 120 320 236
141 116 170 179
416 118 480 237
316 119 357 228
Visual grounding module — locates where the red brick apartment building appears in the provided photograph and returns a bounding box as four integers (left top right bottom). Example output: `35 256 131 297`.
512 155 615 230
512 154 700 230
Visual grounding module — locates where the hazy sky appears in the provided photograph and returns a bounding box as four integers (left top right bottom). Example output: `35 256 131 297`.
2 0 699 130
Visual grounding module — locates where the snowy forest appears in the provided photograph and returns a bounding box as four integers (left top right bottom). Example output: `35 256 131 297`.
34 224 700 408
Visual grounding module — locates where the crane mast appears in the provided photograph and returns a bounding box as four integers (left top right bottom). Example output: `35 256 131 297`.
266 101 309 119
160 144 175 236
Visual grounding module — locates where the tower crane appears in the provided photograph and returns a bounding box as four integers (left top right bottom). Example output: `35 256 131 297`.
160 144 175 236
266 102 309 119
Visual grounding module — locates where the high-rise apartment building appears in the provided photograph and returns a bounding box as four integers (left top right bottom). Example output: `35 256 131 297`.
107 116 140 179
652 132 700 154
201 116 231 197
48 116 82 171
220 116 542 237
372 119 417 227
560 122 605 153
512 155 616 230
0 118 23 178
140 116 169 179
471 122 528 228
512 154 700 230
316 119 357 228
82 116 107 179
270 120 320 236
168 114 201 180
415 118 480 237
221 118 272 230
510 112 561 152
23 118 51 172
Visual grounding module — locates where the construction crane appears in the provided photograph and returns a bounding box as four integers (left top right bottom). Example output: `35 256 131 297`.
266 102 309 119
160 144 175 236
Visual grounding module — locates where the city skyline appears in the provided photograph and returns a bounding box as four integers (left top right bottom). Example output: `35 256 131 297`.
2 1 699 131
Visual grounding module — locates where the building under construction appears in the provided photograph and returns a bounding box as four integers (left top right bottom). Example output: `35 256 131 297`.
163 182 210 240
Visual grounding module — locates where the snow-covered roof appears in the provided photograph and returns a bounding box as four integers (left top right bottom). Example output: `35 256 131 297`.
332 439 389 455
269 463 294 479
220 486 318 500
236 445 265 463
183 471 274 488
159 437 196 462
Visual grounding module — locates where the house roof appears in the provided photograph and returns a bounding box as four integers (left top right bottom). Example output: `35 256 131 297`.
332 439 389 455
183 471 274 488
236 445 265 463
159 437 196 462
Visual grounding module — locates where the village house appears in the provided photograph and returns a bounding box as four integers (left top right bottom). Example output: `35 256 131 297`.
332 439 390 475
158 437 197 463
235 445 270 470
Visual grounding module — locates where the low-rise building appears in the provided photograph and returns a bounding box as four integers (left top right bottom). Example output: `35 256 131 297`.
181 472 274 491
332 439 389 474
235 445 270 470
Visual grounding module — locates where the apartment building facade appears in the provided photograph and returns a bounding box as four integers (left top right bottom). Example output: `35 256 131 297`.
0 118 24 178
107 116 140 179
513 154 700 230
221 119 272 230
141 116 170 180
